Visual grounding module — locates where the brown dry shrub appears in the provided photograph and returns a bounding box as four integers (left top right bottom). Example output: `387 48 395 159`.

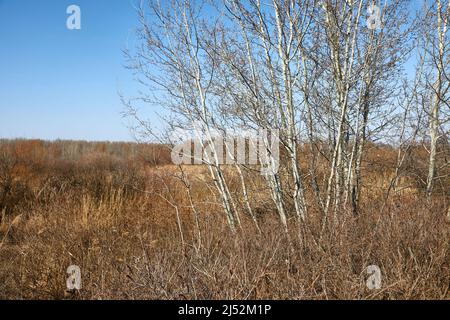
0 140 448 300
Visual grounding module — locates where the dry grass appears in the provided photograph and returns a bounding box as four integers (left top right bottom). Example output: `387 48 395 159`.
0 139 448 300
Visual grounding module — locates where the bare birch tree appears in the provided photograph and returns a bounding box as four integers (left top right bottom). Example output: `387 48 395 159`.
126 0 443 241
126 0 240 232
422 0 450 198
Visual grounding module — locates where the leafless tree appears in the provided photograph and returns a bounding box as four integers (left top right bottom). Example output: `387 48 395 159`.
125 0 444 240
421 0 450 198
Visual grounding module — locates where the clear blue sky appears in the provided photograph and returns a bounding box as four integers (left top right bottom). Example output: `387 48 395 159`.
0 0 141 141
0 0 420 142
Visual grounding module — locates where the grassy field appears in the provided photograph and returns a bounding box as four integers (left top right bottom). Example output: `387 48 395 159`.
0 139 448 299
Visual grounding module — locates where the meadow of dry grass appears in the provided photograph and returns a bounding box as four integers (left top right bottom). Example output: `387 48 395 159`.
0 139 448 299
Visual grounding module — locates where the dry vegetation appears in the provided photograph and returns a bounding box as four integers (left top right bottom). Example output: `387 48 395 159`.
0 139 448 300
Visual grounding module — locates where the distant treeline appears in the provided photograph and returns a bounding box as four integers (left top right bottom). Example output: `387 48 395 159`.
0 139 172 167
